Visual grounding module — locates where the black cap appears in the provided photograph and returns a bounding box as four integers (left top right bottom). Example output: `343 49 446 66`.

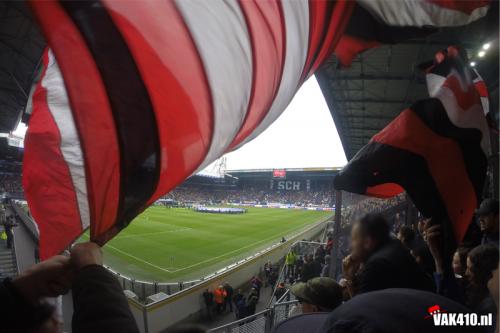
476 198 499 216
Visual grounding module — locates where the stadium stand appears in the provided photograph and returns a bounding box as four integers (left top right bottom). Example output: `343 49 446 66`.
0 1 498 333
162 169 338 208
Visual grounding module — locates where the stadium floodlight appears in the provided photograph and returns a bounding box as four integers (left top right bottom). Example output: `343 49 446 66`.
478 50 486 58
482 43 491 50
470 62 476 67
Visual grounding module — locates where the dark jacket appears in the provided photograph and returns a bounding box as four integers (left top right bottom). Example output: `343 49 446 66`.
319 289 490 333
72 265 139 333
0 277 48 333
482 232 499 247
0 265 138 333
236 298 247 319
274 286 286 300
301 261 316 282
356 239 434 294
233 292 244 305
203 290 214 306
224 285 234 299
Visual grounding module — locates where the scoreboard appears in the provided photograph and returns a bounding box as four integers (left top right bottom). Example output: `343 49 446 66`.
272 169 286 178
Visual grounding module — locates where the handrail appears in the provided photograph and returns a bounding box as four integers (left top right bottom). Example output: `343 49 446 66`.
208 308 272 332
10 201 39 244
275 289 290 304
267 259 287 308
275 299 298 307
266 239 326 307
320 220 333 243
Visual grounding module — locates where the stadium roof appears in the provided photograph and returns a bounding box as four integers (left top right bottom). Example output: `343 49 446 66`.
227 167 342 173
316 6 499 160
0 1 45 134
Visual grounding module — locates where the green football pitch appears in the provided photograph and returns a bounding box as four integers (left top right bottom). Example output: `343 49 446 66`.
95 206 332 282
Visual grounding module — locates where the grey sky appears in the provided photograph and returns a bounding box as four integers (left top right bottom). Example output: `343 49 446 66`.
201 76 347 174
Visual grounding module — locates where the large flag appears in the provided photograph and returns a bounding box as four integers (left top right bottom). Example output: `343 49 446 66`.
23 1 491 259
334 0 491 67
334 46 491 246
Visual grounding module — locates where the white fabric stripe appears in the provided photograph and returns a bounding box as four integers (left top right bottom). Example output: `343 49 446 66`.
472 69 490 116
358 0 488 27
43 51 90 230
236 0 310 148
426 73 446 98
433 73 491 156
175 0 253 172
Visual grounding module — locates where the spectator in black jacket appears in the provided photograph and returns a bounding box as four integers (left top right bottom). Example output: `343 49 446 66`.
223 282 234 312
301 255 316 282
202 289 214 320
233 288 244 305
0 241 138 333
348 213 433 294
3 215 16 249
477 199 499 247
274 282 286 301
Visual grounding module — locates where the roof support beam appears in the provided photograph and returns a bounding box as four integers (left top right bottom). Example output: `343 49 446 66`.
335 98 408 104
334 73 414 81
337 114 396 120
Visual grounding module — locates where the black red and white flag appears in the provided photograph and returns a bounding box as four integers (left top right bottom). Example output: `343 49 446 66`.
334 0 491 66
334 46 491 244
22 1 490 259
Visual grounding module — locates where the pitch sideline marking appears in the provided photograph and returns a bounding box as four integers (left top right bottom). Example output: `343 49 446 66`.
169 220 322 273
103 214 328 275
104 243 179 273
79 233 180 273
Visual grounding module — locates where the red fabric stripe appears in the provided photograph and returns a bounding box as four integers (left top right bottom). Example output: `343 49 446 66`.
366 183 405 198
228 0 285 150
301 0 329 80
29 1 120 240
474 80 488 98
427 0 490 15
334 35 380 67
102 1 213 206
23 52 82 259
372 109 476 241
303 0 355 78
442 74 479 110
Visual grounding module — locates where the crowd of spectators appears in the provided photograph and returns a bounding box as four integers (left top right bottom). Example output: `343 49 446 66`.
202 271 276 323
0 174 22 193
0 169 497 333
0 193 498 333
340 194 406 230
272 197 499 333
163 185 333 207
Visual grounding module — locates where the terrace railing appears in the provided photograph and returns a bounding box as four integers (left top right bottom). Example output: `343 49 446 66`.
208 293 299 333
267 240 324 307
